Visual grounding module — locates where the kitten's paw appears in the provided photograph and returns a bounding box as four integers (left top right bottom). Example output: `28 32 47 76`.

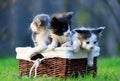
47 45 55 51
61 43 66 47
61 43 69 47
87 60 93 67
72 46 79 52
61 42 71 47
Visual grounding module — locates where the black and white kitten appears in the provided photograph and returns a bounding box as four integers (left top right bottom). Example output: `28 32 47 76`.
48 12 73 50
30 14 51 56
72 27 105 67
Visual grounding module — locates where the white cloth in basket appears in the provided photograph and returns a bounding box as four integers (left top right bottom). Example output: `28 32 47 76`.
16 46 100 61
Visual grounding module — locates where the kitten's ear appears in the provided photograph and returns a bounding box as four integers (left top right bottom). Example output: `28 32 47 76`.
73 29 81 33
51 17 59 22
92 27 105 35
73 29 91 39
66 12 73 20
34 18 41 27
51 17 59 28
73 29 89 34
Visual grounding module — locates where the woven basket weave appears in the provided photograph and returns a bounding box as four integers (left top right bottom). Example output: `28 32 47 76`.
18 57 97 77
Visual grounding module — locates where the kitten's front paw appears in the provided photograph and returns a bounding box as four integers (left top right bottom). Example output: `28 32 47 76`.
47 45 55 51
61 42 71 47
72 46 79 52
87 60 93 67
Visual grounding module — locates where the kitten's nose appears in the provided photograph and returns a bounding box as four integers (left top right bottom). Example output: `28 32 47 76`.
90 47 94 50
65 32 71 37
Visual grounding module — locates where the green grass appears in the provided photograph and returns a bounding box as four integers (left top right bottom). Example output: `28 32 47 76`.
0 57 120 81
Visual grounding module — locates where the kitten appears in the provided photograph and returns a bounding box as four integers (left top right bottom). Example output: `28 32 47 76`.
30 14 51 57
72 27 105 67
29 14 51 77
48 12 73 50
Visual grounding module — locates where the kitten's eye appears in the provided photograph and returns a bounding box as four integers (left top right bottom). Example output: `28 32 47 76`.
86 41 90 44
94 41 97 44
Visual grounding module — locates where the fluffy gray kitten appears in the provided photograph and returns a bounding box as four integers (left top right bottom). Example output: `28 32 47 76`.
30 14 51 56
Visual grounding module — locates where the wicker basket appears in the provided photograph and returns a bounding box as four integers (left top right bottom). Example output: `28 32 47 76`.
18 57 97 78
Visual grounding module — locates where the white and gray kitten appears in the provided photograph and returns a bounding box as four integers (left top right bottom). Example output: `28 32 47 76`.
30 14 51 56
72 27 105 67
48 12 73 50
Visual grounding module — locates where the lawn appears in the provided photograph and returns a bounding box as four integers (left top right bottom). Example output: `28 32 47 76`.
0 57 120 81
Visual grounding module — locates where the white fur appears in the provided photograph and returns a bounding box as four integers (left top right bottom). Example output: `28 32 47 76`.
30 22 38 32
73 27 105 32
64 25 72 37
34 29 50 45
81 34 97 51
72 39 81 52
71 33 81 52
62 25 72 47
87 46 100 67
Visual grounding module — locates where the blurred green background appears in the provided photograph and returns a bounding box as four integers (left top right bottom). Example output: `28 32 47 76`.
0 0 120 57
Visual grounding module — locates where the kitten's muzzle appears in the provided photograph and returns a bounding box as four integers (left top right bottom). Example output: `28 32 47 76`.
90 47 94 50
65 32 71 37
